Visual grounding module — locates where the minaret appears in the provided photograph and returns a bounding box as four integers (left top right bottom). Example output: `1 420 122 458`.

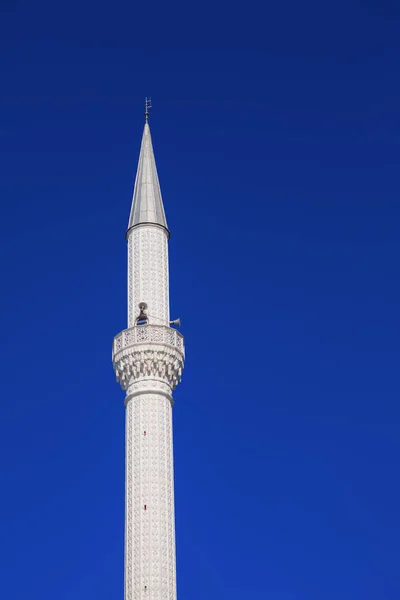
112 101 184 600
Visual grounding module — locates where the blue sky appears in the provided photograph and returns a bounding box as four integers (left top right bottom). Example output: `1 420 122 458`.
1 1 400 598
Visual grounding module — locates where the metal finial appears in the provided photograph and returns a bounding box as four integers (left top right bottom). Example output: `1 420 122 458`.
144 97 152 122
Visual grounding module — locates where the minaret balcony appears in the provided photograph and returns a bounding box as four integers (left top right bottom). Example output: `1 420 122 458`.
112 325 185 392
113 324 184 356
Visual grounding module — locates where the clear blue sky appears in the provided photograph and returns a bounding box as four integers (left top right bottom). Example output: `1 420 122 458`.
1 1 399 598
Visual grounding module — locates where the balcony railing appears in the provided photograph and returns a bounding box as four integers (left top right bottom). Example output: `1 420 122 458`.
113 325 184 357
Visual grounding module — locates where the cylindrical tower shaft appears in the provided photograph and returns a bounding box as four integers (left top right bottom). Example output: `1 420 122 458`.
125 393 176 600
127 225 170 328
113 113 184 600
125 220 176 600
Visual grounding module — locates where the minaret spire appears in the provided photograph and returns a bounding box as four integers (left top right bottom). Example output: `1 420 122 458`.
127 100 168 235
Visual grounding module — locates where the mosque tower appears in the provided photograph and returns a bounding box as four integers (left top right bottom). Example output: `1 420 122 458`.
112 101 185 600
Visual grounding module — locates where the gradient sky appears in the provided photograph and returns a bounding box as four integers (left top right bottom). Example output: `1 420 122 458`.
1 1 400 599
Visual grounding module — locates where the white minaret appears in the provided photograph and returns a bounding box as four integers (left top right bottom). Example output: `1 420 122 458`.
112 102 184 600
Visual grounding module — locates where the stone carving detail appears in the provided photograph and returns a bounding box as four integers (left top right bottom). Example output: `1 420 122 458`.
114 348 183 392
114 325 184 354
127 235 134 329
125 398 133 600
125 379 173 400
127 226 169 328
125 393 176 600
113 325 184 393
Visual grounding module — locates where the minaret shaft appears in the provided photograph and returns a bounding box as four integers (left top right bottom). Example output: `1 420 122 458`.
127 226 170 329
125 393 176 600
125 222 176 600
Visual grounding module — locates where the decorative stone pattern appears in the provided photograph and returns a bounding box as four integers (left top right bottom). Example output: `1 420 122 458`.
112 325 184 394
128 235 134 328
125 380 173 402
114 325 184 355
127 226 169 328
125 393 176 600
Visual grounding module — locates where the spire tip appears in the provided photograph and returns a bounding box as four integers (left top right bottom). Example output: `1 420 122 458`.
144 97 152 123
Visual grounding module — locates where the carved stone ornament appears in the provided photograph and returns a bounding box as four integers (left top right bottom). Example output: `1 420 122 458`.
112 325 185 395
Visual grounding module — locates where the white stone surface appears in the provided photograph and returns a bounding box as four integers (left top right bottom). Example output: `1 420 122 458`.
127 225 170 328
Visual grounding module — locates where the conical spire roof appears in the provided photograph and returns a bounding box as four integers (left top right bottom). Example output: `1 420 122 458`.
127 122 168 233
